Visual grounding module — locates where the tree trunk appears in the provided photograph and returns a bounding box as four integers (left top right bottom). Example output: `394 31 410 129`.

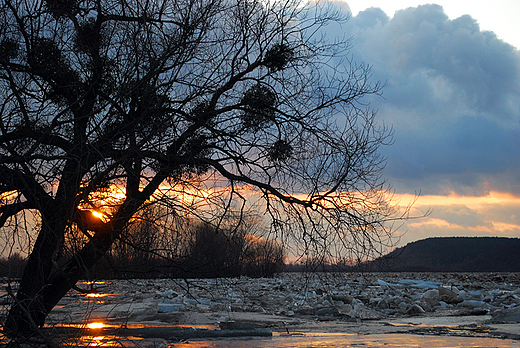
3 201 141 339
4 224 116 339
3 216 64 337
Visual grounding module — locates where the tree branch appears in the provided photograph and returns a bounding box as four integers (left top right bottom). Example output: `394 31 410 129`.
0 201 36 228
0 128 72 153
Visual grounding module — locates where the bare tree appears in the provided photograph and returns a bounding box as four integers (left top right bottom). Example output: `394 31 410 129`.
0 0 403 339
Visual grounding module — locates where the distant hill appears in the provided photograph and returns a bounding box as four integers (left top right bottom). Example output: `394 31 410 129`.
368 237 520 272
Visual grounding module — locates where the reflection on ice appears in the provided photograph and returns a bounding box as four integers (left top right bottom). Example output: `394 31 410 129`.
61 335 146 347
86 293 109 298
170 333 520 348
56 322 218 331
3 330 519 348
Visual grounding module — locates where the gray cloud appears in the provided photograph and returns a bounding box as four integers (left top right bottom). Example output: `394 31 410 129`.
329 4 520 195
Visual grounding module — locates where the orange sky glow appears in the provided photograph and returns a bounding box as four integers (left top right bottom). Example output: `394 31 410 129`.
81 181 520 249
3 179 518 259
392 191 520 245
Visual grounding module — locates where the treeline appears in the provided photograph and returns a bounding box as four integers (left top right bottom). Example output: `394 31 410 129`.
93 223 285 279
1 217 285 279
7 234 517 279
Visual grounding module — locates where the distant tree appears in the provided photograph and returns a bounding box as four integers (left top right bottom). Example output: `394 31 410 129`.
0 0 403 339
185 222 245 277
241 236 285 277
0 252 26 278
182 216 285 277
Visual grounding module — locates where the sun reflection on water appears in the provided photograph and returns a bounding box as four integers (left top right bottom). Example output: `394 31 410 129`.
85 292 108 298
63 335 144 347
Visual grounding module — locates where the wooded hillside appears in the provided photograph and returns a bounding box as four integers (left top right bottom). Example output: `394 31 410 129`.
370 237 520 272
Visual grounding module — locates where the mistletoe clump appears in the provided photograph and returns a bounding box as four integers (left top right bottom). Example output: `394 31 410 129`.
240 84 277 131
268 139 293 162
263 43 294 72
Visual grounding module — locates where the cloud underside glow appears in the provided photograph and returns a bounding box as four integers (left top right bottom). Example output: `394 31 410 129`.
394 191 520 244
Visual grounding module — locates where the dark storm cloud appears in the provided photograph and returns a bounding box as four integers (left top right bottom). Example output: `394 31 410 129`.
324 4 520 194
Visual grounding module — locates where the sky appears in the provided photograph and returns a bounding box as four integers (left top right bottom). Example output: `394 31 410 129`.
346 1 520 49
321 1 520 246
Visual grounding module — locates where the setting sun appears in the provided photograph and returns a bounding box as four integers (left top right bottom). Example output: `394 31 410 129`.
91 211 105 220
87 322 105 329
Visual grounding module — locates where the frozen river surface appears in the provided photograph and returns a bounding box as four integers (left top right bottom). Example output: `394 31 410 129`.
2 272 520 346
